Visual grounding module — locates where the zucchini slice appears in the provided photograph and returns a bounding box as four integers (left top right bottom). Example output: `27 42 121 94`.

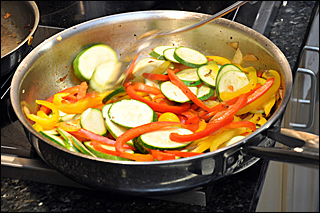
40 130 66 148
102 85 126 104
108 99 156 128
80 108 107 136
57 128 95 156
163 48 179 63
197 85 214 101
176 68 202 86
73 44 118 81
216 70 249 97
215 64 242 86
137 127 193 150
101 104 134 147
215 64 244 99
56 127 81 153
89 60 122 92
149 45 173 60
83 142 132 161
173 46 208 68
160 81 198 103
132 57 168 77
197 61 220 87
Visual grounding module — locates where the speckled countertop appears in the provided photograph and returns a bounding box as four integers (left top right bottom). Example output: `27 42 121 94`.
1 1 317 212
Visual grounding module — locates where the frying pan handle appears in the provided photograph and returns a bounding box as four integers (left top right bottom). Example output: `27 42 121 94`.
243 128 319 169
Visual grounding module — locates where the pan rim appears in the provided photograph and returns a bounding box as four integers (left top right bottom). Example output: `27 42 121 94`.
10 10 292 166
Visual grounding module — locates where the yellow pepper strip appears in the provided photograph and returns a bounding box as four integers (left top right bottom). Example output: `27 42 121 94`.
236 70 281 115
207 56 231 65
246 113 267 127
257 77 266 85
192 135 215 153
53 91 110 114
219 66 258 101
262 96 276 116
210 127 248 152
196 119 207 132
27 100 60 130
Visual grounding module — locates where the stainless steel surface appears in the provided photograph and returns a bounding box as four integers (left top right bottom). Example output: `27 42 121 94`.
1 1 39 76
119 1 248 61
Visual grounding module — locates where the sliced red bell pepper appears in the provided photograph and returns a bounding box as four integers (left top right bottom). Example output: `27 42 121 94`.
126 85 191 114
170 94 248 142
77 81 88 100
167 68 212 112
118 152 155 161
132 82 162 95
151 149 176 161
245 78 274 106
142 73 169 81
39 85 80 114
115 121 181 153
70 128 133 149
222 120 257 132
91 141 121 156
170 116 234 142
164 150 204 157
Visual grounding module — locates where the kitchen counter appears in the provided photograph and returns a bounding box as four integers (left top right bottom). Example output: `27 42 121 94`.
1 1 317 212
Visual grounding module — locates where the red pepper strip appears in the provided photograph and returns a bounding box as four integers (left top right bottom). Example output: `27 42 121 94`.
167 68 212 112
151 150 176 161
142 73 169 81
116 121 181 153
126 85 191 114
132 82 162 95
170 94 248 142
245 78 274 106
118 152 155 161
164 150 204 157
222 121 257 132
91 141 121 156
77 81 88 100
39 85 80 114
198 83 262 120
70 129 134 149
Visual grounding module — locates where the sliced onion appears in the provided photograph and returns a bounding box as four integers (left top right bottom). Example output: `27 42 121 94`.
227 42 239 50
232 48 243 65
243 53 259 61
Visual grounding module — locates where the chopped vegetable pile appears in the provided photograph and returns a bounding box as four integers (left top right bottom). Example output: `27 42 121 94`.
25 43 283 161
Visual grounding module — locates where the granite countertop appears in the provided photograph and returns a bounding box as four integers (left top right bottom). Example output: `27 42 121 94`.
1 1 317 212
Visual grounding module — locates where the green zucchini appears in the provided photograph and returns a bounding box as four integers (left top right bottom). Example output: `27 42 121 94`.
101 104 134 147
216 70 249 100
89 60 122 92
83 141 132 161
163 48 179 63
149 45 173 60
73 44 118 81
137 127 193 150
176 68 202 86
108 99 156 128
197 61 220 87
80 108 107 136
102 85 126 104
160 81 198 103
56 127 81 153
197 85 214 101
173 46 208 68
40 130 66 148
57 128 95 156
